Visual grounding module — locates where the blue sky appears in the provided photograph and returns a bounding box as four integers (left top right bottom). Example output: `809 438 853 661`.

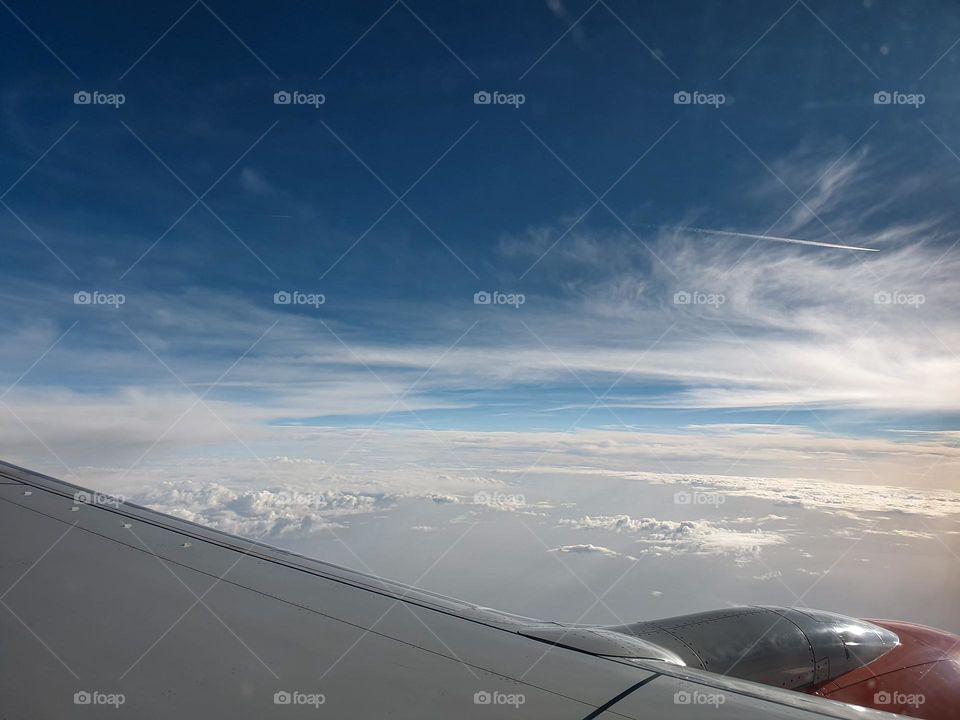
3 0 960 641
2 0 960 490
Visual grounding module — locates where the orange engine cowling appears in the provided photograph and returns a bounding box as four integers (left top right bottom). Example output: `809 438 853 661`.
808 619 960 719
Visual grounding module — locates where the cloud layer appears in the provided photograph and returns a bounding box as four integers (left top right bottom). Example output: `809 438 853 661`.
559 514 787 560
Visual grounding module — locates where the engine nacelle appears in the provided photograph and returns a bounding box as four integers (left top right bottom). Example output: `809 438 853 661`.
522 605 959 718
604 605 899 690
809 619 960 720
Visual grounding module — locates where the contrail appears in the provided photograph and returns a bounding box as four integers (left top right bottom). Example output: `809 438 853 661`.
652 224 879 252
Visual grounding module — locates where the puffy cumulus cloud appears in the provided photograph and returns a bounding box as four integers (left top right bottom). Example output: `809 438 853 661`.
558 515 787 560
549 544 637 560
140 481 389 538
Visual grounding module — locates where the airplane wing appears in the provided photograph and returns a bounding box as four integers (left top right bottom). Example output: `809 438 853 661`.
0 461 915 718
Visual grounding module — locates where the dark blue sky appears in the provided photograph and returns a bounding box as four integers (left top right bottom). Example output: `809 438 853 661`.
2 0 959 485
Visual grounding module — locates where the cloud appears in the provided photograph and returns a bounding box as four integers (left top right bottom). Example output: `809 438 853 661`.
631 472 960 517
862 528 937 540
558 514 787 560
238 167 276 196
1 136 958 499
140 481 386 538
545 0 586 44
550 544 636 560
752 569 783 581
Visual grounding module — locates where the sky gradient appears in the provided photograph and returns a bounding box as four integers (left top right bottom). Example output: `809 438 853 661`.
2 0 959 631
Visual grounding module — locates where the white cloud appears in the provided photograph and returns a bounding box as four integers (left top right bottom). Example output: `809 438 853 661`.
753 569 783 580
550 544 636 560
238 167 276 196
559 514 787 560
631 471 960 517
863 528 937 540
140 481 384 538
